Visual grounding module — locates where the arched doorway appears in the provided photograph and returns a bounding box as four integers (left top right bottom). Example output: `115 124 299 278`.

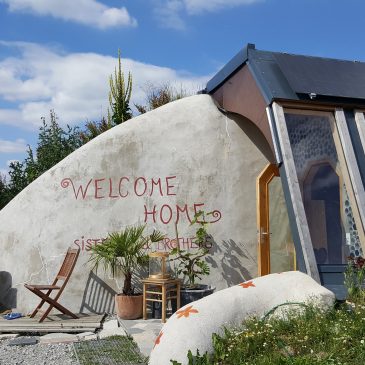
303 163 347 266
257 163 296 276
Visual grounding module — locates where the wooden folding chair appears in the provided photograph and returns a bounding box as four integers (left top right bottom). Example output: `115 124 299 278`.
24 247 80 322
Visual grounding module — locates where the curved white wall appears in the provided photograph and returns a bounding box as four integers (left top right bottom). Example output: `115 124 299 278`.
0 95 271 313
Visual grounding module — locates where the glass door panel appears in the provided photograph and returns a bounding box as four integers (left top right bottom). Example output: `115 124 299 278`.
284 111 363 264
269 176 296 272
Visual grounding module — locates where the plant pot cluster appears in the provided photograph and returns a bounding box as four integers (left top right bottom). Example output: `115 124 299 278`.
88 210 216 320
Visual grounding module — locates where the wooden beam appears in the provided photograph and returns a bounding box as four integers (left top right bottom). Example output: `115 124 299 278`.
272 102 320 282
278 101 337 112
278 99 365 111
266 107 282 164
354 111 365 156
335 109 365 252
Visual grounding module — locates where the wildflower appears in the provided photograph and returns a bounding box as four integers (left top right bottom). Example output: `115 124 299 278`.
361 339 364 344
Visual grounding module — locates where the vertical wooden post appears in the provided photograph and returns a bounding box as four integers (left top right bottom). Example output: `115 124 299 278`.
162 284 167 323
354 111 365 151
142 282 147 320
176 281 181 310
335 109 365 252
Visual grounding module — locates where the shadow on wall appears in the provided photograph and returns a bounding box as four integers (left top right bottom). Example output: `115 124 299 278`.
0 272 17 312
133 267 148 294
206 238 255 286
80 271 117 314
230 112 275 163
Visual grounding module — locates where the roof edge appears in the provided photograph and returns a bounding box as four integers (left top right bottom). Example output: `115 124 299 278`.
206 43 255 93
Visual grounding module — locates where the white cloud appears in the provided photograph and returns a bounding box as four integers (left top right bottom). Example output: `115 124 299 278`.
0 0 137 29
155 0 186 31
184 0 261 14
154 0 262 29
0 168 9 179
0 41 210 130
0 138 27 153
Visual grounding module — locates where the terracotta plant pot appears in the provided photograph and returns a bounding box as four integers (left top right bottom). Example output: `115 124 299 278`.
115 293 143 320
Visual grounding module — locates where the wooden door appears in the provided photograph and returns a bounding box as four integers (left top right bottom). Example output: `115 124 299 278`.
257 164 279 276
257 163 296 276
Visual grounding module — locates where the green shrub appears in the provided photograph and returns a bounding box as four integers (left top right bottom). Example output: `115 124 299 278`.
172 303 365 365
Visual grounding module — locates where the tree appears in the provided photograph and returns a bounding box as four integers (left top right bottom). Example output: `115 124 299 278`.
0 110 81 210
24 110 81 179
0 162 27 210
108 49 132 125
0 173 10 209
79 117 113 144
7 161 28 196
135 82 188 114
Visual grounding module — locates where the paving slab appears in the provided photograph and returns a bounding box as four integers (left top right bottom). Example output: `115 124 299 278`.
102 319 119 330
98 327 125 339
119 318 163 357
132 330 159 356
0 333 18 340
76 331 97 341
128 327 145 335
121 318 162 331
39 333 78 344
8 337 38 346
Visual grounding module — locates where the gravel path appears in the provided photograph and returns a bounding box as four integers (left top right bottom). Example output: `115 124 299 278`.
0 337 78 365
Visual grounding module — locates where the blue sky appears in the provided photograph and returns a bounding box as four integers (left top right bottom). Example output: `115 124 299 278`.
1 0 365 177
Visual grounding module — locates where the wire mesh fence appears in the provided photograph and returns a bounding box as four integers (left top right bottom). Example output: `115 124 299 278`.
73 336 147 365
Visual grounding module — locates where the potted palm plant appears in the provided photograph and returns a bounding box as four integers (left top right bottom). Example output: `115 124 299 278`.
88 224 164 319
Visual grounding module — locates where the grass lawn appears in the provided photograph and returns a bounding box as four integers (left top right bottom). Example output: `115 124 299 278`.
173 302 365 365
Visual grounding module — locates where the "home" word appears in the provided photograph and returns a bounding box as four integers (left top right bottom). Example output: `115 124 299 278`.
144 203 222 225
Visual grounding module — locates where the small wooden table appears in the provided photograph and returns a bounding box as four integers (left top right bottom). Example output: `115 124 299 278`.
142 278 181 323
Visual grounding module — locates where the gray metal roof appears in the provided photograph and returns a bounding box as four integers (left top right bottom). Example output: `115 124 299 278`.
206 44 365 105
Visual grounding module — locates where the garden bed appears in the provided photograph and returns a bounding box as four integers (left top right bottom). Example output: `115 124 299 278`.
173 302 365 365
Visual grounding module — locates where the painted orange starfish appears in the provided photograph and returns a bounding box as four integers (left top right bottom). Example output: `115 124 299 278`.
176 305 199 319
239 280 256 289
154 331 163 348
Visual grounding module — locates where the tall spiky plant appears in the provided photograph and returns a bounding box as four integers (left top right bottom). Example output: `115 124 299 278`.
108 49 132 125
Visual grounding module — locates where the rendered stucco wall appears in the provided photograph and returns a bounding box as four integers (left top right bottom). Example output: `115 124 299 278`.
0 95 271 313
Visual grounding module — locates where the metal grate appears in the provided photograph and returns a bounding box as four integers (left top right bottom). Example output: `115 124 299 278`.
73 336 147 365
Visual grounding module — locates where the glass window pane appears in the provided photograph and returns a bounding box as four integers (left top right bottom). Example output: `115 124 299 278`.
269 176 295 272
285 112 362 264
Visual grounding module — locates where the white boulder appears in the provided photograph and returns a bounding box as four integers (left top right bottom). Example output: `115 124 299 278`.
149 271 335 365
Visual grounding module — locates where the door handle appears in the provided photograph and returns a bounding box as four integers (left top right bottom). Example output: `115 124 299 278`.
258 227 270 241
